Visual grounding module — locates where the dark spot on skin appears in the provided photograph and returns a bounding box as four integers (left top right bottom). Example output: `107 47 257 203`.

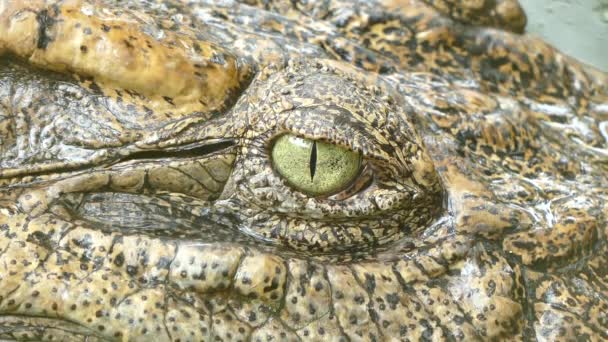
87 81 102 94
156 257 172 269
485 279 497 297
163 96 175 106
292 312 301 323
80 45 88 53
193 42 202 53
368 308 379 322
263 278 280 293
309 304 316 315
36 9 56 49
114 253 125 267
101 24 111 32
512 240 537 250
209 53 226 65
420 319 434 339
314 282 324 291
126 265 138 277
364 273 376 292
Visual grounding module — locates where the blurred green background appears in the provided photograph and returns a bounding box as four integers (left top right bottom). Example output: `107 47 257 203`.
519 0 608 71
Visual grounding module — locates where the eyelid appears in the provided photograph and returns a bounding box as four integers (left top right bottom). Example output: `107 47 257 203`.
269 106 390 163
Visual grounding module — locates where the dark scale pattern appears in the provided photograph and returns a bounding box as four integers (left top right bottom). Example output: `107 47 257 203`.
0 0 607 341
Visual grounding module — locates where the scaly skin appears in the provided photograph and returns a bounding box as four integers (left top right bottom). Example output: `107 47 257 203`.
0 0 607 341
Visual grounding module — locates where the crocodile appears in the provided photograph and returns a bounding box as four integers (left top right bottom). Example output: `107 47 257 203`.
0 0 607 340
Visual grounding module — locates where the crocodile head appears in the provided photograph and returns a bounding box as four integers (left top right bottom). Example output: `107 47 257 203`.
1 0 607 340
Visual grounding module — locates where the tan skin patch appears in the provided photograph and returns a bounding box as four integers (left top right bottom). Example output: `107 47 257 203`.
0 0 248 120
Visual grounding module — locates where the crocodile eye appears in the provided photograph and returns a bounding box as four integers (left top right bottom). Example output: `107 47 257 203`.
271 134 361 196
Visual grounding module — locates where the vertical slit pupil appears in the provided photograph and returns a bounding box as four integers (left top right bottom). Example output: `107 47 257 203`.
310 141 317 181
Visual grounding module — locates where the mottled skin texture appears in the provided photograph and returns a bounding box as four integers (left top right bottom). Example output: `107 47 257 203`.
0 0 607 341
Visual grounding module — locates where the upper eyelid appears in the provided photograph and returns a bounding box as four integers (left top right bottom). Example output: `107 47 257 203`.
268 106 396 163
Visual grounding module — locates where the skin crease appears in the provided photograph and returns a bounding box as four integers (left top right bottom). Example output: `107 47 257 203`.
0 0 607 341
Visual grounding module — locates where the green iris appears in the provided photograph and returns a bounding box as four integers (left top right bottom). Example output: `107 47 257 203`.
271 134 361 196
